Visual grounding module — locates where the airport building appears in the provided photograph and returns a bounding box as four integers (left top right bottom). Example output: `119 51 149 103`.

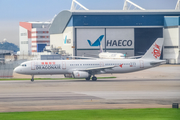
19 22 51 55
49 0 180 64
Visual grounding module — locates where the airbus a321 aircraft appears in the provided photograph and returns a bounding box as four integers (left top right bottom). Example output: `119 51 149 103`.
14 38 165 82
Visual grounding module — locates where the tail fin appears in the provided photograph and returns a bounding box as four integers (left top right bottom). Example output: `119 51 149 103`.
99 42 103 53
141 38 164 60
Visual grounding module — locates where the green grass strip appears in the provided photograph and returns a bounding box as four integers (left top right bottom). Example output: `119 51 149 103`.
0 77 116 81
0 108 179 120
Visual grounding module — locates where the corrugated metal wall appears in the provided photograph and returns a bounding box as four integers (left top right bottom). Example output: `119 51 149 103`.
0 60 27 78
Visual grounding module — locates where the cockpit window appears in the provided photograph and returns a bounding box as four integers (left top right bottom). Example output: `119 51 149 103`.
21 64 27 67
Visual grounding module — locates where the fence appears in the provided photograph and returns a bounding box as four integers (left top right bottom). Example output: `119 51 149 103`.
0 59 27 78
0 54 70 78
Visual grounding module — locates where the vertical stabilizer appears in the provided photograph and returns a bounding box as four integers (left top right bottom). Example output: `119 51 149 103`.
141 38 164 60
99 41 103 53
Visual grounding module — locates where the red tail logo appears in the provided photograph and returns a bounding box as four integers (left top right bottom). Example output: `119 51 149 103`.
152 43 161 59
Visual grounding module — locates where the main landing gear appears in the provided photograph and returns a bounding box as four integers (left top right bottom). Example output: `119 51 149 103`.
31 75 34 82
92 76 97 81
85 75 97 81
86 75 91 81
86 77 91 81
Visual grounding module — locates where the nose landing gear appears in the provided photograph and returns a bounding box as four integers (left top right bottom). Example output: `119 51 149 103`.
31 75 34 82
85 75 97 81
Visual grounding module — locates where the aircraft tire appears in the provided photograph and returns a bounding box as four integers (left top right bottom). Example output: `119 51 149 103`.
31 75 34 82
86 77 90 81
92 77 97 81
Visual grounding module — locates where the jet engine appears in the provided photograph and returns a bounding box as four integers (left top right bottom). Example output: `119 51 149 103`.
72 71 89 78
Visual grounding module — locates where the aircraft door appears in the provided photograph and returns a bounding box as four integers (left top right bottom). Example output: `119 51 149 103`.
31 62 35 70
139 60 144 68
62 61 66 69
100 62 104 67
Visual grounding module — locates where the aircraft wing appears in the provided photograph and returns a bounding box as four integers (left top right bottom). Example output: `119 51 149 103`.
77 65 116 74
84 66 116 71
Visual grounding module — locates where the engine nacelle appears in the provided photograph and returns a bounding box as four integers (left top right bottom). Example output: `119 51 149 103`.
72 71 89 79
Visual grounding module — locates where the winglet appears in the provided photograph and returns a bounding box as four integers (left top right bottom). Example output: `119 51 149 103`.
141 38 164 60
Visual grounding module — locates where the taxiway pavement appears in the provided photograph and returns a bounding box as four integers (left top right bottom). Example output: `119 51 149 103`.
0 78 179 112
0 65 180 112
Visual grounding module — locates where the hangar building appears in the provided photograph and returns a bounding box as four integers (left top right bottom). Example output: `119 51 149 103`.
49 0 180 64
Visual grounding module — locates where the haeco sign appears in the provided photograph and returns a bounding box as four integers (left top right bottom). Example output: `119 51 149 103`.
106 40 133 46
64 35 71 44
87 35 133 47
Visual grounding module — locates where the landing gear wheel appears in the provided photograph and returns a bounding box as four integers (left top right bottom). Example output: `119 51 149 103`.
92 76 97 81
31 75 34 82
86 77 90 81
31 79 34 82
86 75 91 81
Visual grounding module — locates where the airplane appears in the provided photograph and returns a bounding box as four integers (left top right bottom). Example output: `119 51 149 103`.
98 43 126 59
99 51 125 59
14 38 165 82
70 45 126 59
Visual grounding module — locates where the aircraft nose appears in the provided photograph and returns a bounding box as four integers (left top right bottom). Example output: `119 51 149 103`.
14 67 22 74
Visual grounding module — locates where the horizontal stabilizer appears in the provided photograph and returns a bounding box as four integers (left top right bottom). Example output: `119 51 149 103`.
150 60 166 66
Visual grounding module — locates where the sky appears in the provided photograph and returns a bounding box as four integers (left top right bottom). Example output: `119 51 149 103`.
0 0 178 46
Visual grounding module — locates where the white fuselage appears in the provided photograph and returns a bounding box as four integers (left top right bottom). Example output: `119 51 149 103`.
99 52 125 59
14 59 158 75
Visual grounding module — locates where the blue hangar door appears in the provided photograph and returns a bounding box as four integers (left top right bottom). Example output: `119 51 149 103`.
134 28 163 58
